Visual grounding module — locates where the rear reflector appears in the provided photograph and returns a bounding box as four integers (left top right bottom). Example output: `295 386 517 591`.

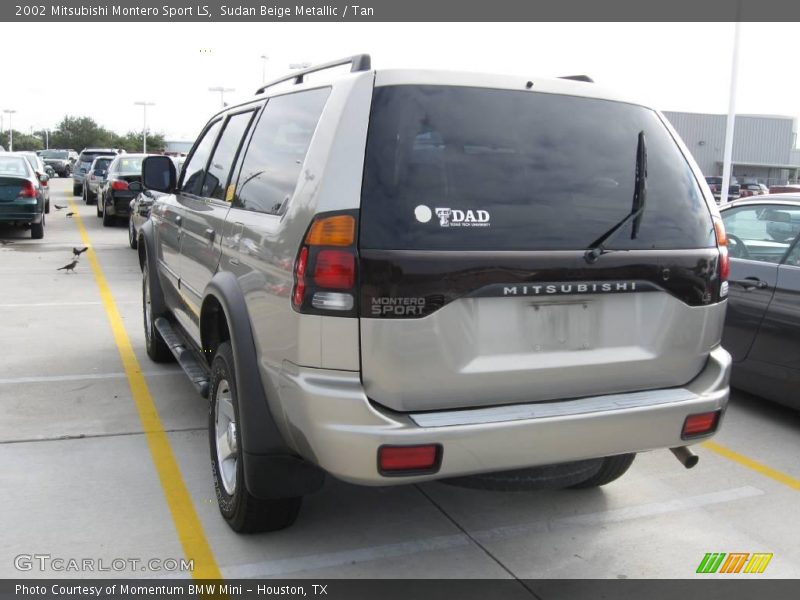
311 291 354 311
379 445 440 474
682 411 721 439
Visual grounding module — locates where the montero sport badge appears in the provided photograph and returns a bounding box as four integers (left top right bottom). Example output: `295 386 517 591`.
469 280 661 298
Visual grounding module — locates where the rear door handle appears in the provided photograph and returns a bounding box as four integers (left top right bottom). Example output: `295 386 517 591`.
175 215 182 226
205 228 215 241
730 277 768 291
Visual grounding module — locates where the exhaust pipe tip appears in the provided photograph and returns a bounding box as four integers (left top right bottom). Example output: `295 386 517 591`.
670 446 699 469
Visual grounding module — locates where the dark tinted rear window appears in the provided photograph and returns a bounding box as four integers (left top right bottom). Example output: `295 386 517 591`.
361 86 714 251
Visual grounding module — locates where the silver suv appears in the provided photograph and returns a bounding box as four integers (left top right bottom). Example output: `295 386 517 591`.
137 55 732 533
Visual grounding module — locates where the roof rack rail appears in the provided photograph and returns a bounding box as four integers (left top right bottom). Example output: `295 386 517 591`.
559 75 594 83
255 54 372 95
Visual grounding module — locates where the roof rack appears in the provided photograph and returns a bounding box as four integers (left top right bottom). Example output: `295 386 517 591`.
255 54 372 95
559 75 594 83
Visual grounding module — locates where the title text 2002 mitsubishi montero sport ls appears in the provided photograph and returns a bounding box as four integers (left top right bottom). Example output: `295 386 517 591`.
135 55 732 533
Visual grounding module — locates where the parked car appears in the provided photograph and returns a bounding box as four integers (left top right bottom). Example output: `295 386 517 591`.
128 156 184 249
739 183 769 198
73 148 124 196
719 196 800 409
96 154 148 226
82 156 114 204
18 152 50 213
136 56 731 533
0 154 46 238
40 149 77 177
705 176 741 203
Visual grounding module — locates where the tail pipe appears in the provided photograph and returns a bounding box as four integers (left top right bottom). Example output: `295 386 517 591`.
670 446 699 469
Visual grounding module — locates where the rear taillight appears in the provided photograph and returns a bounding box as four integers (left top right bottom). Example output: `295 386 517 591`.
111 179 129 191
18 181 37 198
714 218 729 297
292 212 358 315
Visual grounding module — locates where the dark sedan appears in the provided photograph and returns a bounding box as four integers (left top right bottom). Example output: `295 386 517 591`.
720 195 800 409
0 154 46 239
96 154 152 226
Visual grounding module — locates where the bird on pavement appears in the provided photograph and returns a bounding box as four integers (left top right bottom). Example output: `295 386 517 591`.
57 260 78 273
65 212 75 218
54 204 66 210
73 246 89 257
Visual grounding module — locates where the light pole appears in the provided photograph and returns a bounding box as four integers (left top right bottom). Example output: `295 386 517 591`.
134 101 155 153
260 55 269 84
208 86 235 109
3 109 16 151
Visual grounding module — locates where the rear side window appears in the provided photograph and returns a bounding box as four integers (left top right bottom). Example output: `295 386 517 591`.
233 88 330 215
361 86 715 251
201 110 256 201
181 120 223 196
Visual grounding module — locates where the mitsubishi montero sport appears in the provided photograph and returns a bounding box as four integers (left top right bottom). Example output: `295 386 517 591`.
136 56 732 533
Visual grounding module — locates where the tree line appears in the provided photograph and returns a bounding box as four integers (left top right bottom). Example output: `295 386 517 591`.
0 115 166 153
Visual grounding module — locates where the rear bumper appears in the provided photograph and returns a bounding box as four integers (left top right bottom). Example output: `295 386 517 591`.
277 346 731 485
106 193 133 216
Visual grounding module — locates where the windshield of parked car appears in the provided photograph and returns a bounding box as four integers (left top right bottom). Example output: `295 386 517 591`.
40 150 68 159
0 157 32 176
361 85 715 251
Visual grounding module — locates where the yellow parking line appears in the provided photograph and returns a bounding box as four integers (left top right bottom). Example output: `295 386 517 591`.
703 440 800 491
68 198 223 580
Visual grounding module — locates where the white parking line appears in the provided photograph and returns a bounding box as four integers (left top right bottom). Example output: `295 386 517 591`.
0 370 182 385
220 486 764 578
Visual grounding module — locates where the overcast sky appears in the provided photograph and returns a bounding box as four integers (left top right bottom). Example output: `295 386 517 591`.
3 22 798 143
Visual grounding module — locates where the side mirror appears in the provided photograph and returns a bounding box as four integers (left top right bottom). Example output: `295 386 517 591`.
128 181 143 193
142 156 177 193
38 173 49 183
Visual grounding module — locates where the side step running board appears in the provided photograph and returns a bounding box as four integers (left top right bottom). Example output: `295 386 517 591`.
154 317 210 398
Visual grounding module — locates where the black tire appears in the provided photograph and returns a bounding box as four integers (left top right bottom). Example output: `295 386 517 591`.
442 458 604 491
128 217 138 249
102 205 114 227
30 218 44 240
45 200 50 214
142 266 173 363
65 165 72 177
96 194 103 217
569 454 636 489
83 185 90 205
73 183 81 196
209 341 302 533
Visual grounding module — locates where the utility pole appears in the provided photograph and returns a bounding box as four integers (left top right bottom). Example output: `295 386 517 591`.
208 86 235 109
720 14 742 204
134 101 155 153
3 109 16 151
260 55 269 84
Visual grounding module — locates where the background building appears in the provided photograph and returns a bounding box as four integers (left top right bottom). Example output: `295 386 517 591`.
664 111 800 186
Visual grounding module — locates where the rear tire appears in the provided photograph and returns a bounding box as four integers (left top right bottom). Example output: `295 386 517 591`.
96 195 103 218
30 218 44 240
142 266 173 363
45 200 50 214
102 206 114 227
570 454 636 489
209 341 302 533
73 184 81 196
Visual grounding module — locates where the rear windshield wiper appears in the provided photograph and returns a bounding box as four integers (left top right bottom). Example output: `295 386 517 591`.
584 131 648 264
